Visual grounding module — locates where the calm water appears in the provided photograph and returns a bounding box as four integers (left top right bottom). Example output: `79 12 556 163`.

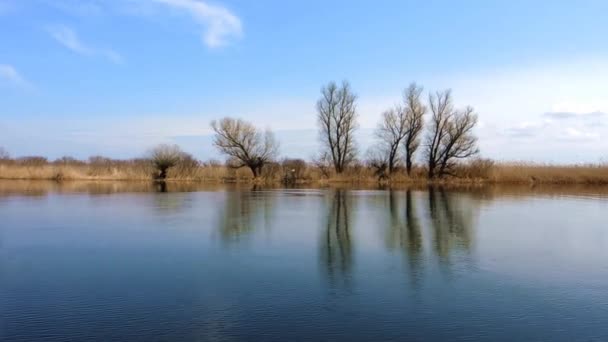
1 181 607 341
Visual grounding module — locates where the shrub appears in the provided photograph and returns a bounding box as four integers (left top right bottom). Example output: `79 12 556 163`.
17 156 48 167
149 144 185 180
281 158 309 184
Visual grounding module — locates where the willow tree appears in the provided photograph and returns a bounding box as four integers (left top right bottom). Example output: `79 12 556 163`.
149 144 185 180
211 117 279 178
317 81 358 174
425 90 479 178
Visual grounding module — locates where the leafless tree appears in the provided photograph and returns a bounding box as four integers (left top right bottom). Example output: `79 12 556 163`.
425 90 479 178
370 83 426 177
402 83 426 175
149 144 185 179
317 81 358 173
211 117 279 178
372 107 407 175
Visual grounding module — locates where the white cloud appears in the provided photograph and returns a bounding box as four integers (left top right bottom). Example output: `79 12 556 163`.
551 101 608 115
150 0 242 48
47 25 124 64
503 113 604 144
561 127 600 142
0 64 31 88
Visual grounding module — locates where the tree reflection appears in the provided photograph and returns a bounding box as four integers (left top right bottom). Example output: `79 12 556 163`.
384 190 423 284
320 190 354 287
428 187 474 264
218 188 274 244
155 181 167 193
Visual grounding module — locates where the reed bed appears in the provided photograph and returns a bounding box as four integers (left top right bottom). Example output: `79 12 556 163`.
1 157 607 185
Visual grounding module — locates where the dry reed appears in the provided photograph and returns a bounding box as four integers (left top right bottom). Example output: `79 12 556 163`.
1 157 607 185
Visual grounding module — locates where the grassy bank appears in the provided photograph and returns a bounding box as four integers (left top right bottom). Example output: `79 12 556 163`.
1 157 607 185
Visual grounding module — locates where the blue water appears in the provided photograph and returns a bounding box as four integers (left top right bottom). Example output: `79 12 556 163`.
1 183 607 341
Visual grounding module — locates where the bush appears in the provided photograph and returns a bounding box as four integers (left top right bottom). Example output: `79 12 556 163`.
54 156 85 166
169 153 200 179
281 158 309 184
17 156 48 167
148 144 185 180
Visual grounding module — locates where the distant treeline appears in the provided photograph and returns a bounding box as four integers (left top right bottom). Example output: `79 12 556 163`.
1 81 607 185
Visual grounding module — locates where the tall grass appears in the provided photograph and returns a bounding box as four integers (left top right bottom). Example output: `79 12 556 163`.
1 156 607 185
488 162 608 185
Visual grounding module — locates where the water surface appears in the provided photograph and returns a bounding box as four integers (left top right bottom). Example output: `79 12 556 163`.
1 181 607 341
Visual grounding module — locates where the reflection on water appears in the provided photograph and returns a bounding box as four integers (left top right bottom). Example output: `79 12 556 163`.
0 180 229 197
428 187 476 264
1 181 608 341
320 190 354 287
218 189 275 244
385 190 423 281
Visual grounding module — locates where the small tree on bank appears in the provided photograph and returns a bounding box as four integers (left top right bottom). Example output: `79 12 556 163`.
150 144 184 180
317 81 358 174
425 90 479 178
211 117 279 178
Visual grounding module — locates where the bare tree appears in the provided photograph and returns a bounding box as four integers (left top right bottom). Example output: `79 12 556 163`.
402 83 426 175
149 144 184 180
425 90 479 178
370 83 426 177
211 117 279 178
317 81 358 173
372 107 408 175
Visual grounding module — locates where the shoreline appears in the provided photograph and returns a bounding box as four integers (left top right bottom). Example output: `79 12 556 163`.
1 162 607 186
0 175 607 186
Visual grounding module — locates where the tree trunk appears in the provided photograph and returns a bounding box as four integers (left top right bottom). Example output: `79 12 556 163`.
406 156 413 176
428 162 435 179
250 165 259 178
159 168 168 180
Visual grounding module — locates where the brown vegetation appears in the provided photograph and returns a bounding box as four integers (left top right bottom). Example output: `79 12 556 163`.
2 155 606 185
487 162 608 185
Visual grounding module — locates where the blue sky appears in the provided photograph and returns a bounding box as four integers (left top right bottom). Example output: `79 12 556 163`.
1 0 607 163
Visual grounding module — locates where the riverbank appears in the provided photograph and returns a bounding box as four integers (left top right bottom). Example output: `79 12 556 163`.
1 161 607 185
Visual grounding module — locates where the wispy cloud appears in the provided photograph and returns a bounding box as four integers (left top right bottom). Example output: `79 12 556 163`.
0 64 31 88
544 111 606 120
505 110 606 143
560 127 600 142
505 121 548 138
47 25 124 64
150 0 242 48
